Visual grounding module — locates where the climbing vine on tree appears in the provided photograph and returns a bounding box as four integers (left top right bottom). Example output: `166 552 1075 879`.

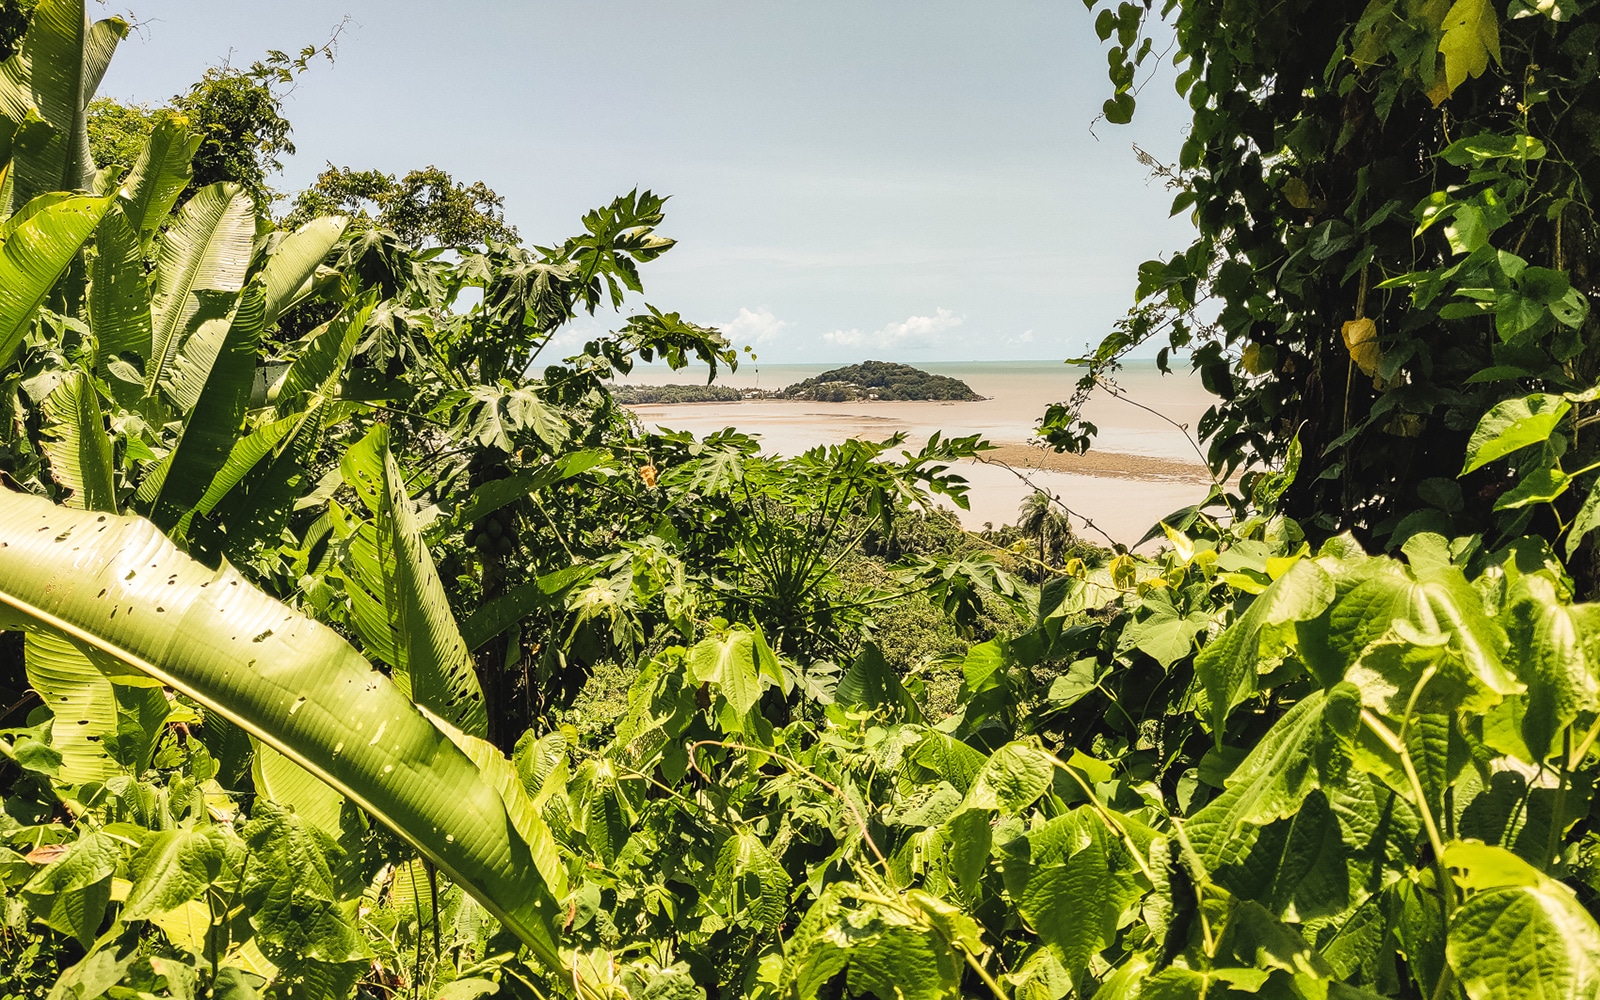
1049 0 1599 583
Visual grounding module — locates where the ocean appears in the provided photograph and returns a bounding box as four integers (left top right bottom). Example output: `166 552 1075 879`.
613 359 1220 548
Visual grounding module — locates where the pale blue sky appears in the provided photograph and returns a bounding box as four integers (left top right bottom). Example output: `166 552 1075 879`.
99 1 1194 364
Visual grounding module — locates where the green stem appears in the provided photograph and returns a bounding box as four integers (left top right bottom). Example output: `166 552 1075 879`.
853 885 1010 1000
1569 713 1600 768
1362 703 1457 1000
689 740 889 871
1544 729 1572 873
1040 749 1159 884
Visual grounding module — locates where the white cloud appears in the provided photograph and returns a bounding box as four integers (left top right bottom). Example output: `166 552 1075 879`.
721 306 788 344
823 307 963 350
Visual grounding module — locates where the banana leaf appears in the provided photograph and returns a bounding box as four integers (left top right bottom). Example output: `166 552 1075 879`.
139 279 264 531
261 215 348 328
115 116 198 248
339 425 489 737
87 203 149 382
0 0 126 202
39 369 116 513
146 181 255 394
271 293 373 413
0 489 564 969
0 191 110 366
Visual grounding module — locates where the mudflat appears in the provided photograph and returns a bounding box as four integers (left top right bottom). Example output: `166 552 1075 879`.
616 360 1221 546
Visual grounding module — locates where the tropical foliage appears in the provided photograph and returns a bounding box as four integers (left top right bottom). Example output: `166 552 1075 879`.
0 4 1596 1000
1048 0 1600 583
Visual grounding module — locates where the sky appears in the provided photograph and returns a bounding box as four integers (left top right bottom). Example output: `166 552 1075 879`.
97 1 1196 365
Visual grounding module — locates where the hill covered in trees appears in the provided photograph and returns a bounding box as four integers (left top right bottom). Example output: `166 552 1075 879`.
781 360 984 400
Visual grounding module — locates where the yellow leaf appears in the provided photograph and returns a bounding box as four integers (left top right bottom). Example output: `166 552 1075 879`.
151 899 211 951
1162 523 1195 564
226 939 278 978
1219 571 1269 595
1341 317 1383 376
1110 553 1138 590
1438 0 1501 99
1265 555 1302 581
1242 342 1275 375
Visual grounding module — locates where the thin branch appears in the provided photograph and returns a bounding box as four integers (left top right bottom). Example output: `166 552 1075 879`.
1091 375 1218 483
974 457 1121 549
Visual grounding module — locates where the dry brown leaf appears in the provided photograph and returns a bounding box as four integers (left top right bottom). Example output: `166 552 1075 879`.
24 843 69 865
1342 317 1382 376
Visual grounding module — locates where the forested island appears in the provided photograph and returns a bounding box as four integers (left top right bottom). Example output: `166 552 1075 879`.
612 360 985 403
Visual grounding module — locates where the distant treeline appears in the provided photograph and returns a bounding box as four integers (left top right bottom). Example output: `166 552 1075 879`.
610 384 747 404
613 361 984 404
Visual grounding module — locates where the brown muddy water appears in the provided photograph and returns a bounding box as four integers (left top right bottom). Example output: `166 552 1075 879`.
613 360 1220 549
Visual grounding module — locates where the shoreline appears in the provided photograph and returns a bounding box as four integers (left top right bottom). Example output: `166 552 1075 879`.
623 401 1214 483
622 395 994 406
974 442 1212 483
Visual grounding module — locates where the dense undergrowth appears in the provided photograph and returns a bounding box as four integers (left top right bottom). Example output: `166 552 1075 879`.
0 2 1598 1000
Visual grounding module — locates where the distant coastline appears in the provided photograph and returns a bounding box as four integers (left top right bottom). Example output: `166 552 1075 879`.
612 358 1218 539
611 360 985 404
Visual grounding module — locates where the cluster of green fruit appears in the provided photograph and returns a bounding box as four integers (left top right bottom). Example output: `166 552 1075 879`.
469 507 518 559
